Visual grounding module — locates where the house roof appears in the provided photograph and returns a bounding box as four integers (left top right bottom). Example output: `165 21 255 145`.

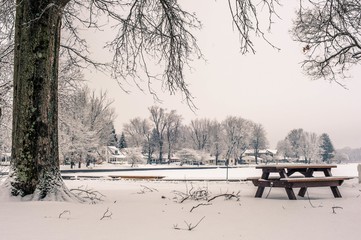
107 146 126 158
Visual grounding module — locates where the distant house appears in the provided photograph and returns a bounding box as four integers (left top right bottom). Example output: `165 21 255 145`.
241 149 277 164
104 146 127 164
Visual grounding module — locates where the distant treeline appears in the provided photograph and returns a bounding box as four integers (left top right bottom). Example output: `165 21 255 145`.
337 148 361 162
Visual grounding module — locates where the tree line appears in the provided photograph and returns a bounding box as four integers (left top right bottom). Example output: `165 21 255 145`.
115 108 336 165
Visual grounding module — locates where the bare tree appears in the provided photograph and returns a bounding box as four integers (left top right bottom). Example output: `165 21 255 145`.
123 117 154 163
228 0 281 54
209 120 224 165
292 0 361 84
189 118 211 151
59 85 116 165
250 123 268 164
285 128 305 161
276 139 292 162
123 118 149 148
165 110 182 162
0 1 14 155
299 131 320 164
222 116 252 165
149 106 167 163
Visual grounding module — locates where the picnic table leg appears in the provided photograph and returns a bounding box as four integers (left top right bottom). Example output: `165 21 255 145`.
323 169 342 198
331 186 342 198
298 188 307 197
255 187 265 198
285 188 297 200
254 171 270 198
298 169 314 197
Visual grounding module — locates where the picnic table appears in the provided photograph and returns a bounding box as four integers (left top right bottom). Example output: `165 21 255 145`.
248 164 352 200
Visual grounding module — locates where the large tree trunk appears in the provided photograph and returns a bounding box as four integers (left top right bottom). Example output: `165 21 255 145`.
8 0 74 200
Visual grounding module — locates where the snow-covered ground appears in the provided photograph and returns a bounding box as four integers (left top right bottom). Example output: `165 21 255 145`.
1 164 360 240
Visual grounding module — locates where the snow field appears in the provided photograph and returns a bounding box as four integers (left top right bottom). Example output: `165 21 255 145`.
0 164 360 240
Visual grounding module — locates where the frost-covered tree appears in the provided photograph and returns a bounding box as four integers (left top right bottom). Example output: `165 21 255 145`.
176 148 201 165
59 86 115 165
123 117 154 163
285 128 305 160
299 131 320 164
319 133 335 163
276 139 293 161
0 33 13 160
209 120 225 165
149 106 168 163
165 110 182 161
249 123 268 164
126 148 145 167
222 116 252 165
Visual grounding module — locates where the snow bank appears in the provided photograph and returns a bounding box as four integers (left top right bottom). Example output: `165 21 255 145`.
0 164 360 240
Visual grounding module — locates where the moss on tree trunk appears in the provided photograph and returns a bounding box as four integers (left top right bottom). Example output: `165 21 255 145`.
9 0 74 200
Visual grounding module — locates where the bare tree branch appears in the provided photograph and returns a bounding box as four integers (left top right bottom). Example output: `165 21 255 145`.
173 216 206 231
292 0 361 84
100 207 112 220
190 203 212 213
228 0 281 54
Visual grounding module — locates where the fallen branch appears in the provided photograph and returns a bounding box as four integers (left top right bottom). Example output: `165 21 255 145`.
59 210 71 219
100 208 112 220
185 216 205 231
173 216 206 231
70 185 105 203
190 203 212 213
207 191 240 202
137 185 159 194
173 183 210 203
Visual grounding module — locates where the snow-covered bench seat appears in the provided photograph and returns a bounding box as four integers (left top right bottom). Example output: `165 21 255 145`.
248 176 353 199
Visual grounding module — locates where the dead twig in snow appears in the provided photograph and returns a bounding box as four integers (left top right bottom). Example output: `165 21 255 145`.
207 191 241 202
173 182 210 203
59 210 71 219
70 185 105 203
173 216 206 231
137 185 159 194
190 203 212 213
100 208 112 220
332 206 343 214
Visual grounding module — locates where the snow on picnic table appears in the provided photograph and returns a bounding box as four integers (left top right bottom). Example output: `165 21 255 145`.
0 163 361 240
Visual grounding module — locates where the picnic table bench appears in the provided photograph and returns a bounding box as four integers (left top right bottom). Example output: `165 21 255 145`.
247 164 353 200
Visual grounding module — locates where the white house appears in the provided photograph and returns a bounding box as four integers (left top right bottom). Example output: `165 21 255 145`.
242 149 278 164
103 146 127 164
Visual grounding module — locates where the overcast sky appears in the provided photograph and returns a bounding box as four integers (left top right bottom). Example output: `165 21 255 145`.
83 1 361 149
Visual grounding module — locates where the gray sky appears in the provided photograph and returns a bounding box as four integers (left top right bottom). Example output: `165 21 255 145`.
84 1 361 149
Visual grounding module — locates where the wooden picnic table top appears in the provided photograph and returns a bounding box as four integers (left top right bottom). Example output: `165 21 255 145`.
255 164 337 170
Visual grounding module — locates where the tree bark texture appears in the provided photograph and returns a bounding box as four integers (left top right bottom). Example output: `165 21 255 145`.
10 0 70 199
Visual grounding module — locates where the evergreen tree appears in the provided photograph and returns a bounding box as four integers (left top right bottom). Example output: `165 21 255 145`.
319 133 335 163
118 132 127 149
107 127 118 147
